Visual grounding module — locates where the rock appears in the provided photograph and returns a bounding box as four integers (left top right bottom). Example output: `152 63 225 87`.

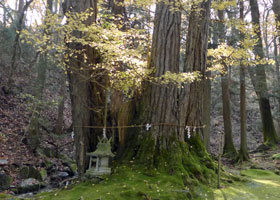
42 148 57 158
0 173 12 191
57 171 69 178
17 178 45 194
59 154 77 175
17 192 34 199
20 166 42 181
50 171 70 187
0 159 8 165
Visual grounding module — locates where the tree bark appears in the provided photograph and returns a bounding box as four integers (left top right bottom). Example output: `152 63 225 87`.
122 0 184 167
249 0 278 145
217 9 237 156
273 39 280 120
3 4 6 28
238 0 249 161
183 0 212 139
64 0 106 176
221 67 236 156
54 72 66 134
273 0 280 35
202 70 211 152
140 0 182 144
273 0 280 128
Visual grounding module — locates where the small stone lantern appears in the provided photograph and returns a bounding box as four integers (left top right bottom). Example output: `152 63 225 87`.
85 136 114 178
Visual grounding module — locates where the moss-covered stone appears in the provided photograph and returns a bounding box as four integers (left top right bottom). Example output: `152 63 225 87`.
20 166 42 181
0 173 12 191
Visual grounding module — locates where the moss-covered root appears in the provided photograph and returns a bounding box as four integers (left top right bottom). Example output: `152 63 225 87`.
236 150 249 163
121 133 217 197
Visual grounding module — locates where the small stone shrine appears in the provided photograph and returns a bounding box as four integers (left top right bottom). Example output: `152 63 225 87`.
85 135 114 178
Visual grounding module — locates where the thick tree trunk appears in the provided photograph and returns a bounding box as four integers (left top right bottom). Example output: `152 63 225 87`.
122 2 215 180
273 0 280 131
250 0 278 145
183 0 212 138
140 0 182 144
273 0 280 34
65 0 106 176
122 0 183 167
238 0 249 161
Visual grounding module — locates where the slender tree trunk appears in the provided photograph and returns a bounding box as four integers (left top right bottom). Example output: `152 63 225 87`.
217 9 237 156
238 0 249 161
239 65 248 160
54 0 58 13
273 39 280 118
273 0 280 38
65 0 106 176
3 5 6 28
17 0 24 22
203 70 211 152
26 55 47 151
26 0 53 151
263 9 270 57
47 0 53 13
5 0 33 93
108 0 128 150
250 0 278 145
221 67 236 156
54 72 66 134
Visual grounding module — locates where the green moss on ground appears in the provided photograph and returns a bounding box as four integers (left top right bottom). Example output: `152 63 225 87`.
214 169 280 200
38 168 280 200
0 193 14 200
36 135 219 200
36 164 217 200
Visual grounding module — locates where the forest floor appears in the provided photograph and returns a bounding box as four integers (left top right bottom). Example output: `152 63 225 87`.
16 146 279 200
0 87 280 199
33 146 280 200
213 147 280 200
